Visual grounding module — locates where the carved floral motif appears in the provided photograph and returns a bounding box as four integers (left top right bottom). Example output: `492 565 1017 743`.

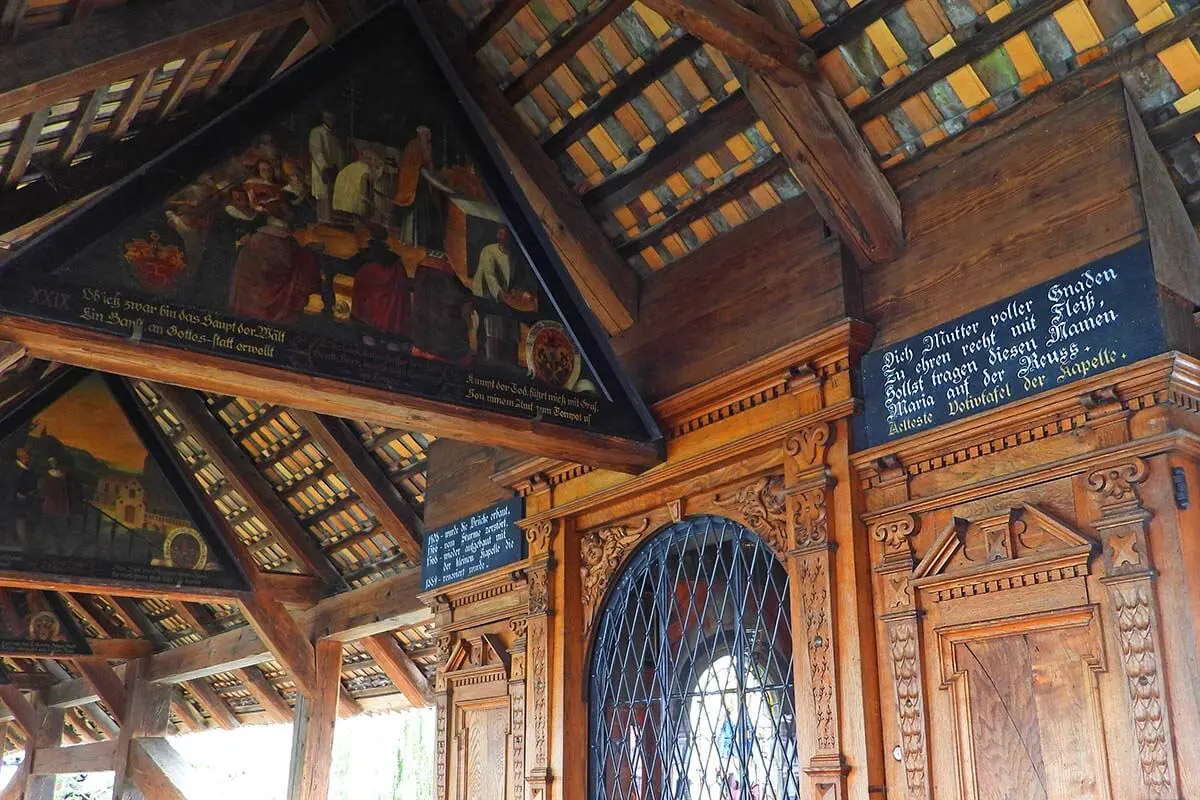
713 476 788 555
580 519 651 631
793 486 829 548
1111 582 1176 795
435 694 448 800
529 618 549 768
525 520 556 554
786 422 832 469
510 681 526 800
888 619 928 798
528 567 550 616
798 554 837 752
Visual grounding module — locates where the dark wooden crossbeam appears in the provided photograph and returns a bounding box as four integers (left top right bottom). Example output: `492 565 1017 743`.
617 154 789 257
156 50 211 122
108 70 156 143
204 33 262 100
3 109 49 189
56 88 104 165
582 90 757 216
468 0 533 50
0 0 27 43
850 0 1076 124
543 33 702 157
503 0 634 103
359 634 431 708
1149 105 1200 150
0 0 306 123
806 0 908 55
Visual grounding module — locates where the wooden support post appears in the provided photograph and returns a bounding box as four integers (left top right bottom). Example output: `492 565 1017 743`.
287 639 343 800
23 700 63 800
360 633 432 708
639 0 904 266
112 658 172 800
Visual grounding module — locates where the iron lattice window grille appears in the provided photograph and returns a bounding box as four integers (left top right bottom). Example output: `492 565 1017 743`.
589 515 800 800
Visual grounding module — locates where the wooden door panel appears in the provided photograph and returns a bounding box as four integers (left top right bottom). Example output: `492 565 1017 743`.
460 705 508 800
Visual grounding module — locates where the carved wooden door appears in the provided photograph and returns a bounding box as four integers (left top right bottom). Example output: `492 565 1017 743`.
455 701 509 800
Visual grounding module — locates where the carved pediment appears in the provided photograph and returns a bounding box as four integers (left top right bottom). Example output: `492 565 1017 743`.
912 505 1096 602
444 634 511 680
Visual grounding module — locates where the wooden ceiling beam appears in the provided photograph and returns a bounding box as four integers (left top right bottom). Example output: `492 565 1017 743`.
805 0 907 54
617 153 789 257
504 0 634 103
468 0 532 50
0 0 27 43
234 665 292 722
107 69 155 143
641 0 903 265
638 0 814 85
156 50 211 122
3 109 49 189
238 593 319 698
288 410 424 563
154 384 346 590
57 88 104 165
582 90 757 216
421 1 641 336
359 633 431 708
204 33 262 100
849 0 1075 124
0 318 662 471
0 571 244 602
543 33 702 157
181 679 239 729
0 0 307 123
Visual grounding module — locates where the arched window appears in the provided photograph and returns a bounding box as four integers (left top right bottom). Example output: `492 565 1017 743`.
589 515 799 800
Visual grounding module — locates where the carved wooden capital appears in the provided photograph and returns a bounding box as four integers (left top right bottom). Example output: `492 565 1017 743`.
713 475 788 556
786 421 832 471
1086 458 1148 516
579 518 651 634
524 519 557 554
870 513 918 560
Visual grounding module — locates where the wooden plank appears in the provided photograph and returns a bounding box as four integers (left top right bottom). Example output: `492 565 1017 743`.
581 91 757 216
127 738 200 800
0 569 243 602
0 0 307 122
423 2 642 336
234 665 292 723
0 318 661 471
617 154 789 257
359 633 432 708
504 0 633 102
286 639 342 800
0 763 26 800
57 88 105 166
850 0 1075 124
3 109 49 189
108 69 155 142
113 659 172 800
156 50 210 121
29 740 116 775
155 384 346 589
302 566 427 642
170 686 205 732
467 0 531 50
638 0 814 85
147 624 270 683
1149 104 1200 150
289 410 424 563
0 686 42 734
239 592 319 698
0 0 27 43
203 32 262 100
543 33 702 156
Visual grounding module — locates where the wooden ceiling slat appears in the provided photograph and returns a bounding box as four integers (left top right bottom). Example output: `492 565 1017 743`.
156 50 211 122
582 89 756 215
0 0 28 43
805 0 908 55
56 87 104 165
543 33 702 157
0 0 307 123
3 107 49 189
503 0 634 103
108 69 155 142
467 0 534 51
203 32 262 100
618 153 789 257
850 0 1077 124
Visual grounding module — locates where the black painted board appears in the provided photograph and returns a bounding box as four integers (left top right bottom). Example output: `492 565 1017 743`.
0 1 659 445
861 242 1165 448
422 497 525 592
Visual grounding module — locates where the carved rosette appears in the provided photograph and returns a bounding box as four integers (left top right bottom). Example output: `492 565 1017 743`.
712 475 788 556
887 618 930 799
579 519 651 634
1087 459 1180 798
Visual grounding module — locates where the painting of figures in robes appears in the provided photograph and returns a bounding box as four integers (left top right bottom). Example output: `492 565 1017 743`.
0 373 241 590
0 6 651 440
0 590 90 657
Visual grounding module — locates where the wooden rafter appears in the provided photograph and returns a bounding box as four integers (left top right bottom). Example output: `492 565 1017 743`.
3 109 49 189
156 50 211 122
468 0 532 50
107 69 156 143
0 0 307 122
359 633 432 708
235 663 292 722
0 0 27 43
204 33 262 100
56 88 104 165
155 384 346 589
289 410 424 564
421 1 642 336
640 0 904 265
503 0 634 103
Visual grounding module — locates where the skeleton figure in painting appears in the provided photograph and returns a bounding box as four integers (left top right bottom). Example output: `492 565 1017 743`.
309 110 348 224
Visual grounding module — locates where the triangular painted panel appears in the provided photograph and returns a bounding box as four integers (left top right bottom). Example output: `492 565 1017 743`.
0 590 90 658
0 2 658 445
0 371 246 592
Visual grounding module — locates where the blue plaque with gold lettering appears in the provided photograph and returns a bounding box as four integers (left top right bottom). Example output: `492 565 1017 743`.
860 242 1165 448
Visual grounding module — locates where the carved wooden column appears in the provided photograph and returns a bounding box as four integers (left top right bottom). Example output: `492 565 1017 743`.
523 517 556 800
783 421 847 799
869 512 929 800
433 617 452 800
1087 458 1182 799
508 617 528 800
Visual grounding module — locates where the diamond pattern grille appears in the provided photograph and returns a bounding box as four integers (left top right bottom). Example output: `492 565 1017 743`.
589 516 799 800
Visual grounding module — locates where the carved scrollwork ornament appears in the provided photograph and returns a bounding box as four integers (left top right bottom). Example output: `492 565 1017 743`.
793 486 829 548
528 567 550 616
1086 458 1148 511
871 514 918 557
524 519 556 553
887 618 929 798
509 616 528 640
580 519 651 632
713 475 788 555
786 422 832 469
